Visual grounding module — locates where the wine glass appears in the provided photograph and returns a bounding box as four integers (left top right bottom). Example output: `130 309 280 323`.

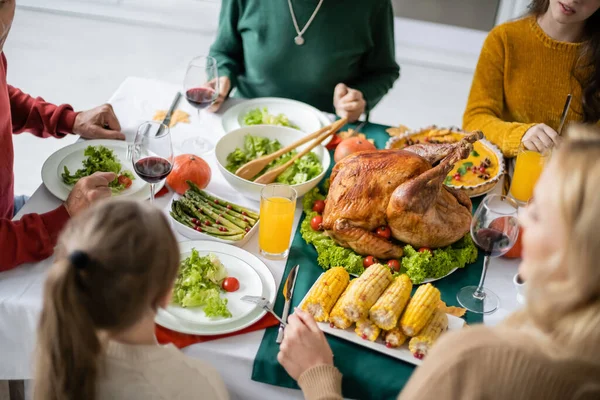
132 121 173 204
457 194 520 314
182 55 219 154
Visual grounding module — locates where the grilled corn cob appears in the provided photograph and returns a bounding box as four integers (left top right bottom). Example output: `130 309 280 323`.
329 280 356 329
302 267 349 322
401 283 441 336
369 274 413 330
384 323 408 348
408 308 448 359
342 264 393 322
355 319 381 342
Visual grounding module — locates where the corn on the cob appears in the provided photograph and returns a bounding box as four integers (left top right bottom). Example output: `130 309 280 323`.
384 324 408 348
369 274 413 330
328 280 356 329
342 264 392 322
355 319 381 342
400 283 441 336
302 267 349 322
408 308 448 359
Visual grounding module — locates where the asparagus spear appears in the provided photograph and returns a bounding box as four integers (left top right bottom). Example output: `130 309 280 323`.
210 201 257 226
187 181 260 220
175 201 243 236
180 197 244 233
185 191 251 229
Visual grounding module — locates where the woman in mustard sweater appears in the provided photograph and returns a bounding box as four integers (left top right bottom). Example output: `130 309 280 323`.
463 0 600 157
277 124 600 399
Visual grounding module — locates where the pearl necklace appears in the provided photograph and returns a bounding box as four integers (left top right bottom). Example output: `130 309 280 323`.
287 0 325 45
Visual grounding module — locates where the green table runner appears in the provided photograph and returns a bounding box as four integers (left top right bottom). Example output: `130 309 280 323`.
252 123 485 400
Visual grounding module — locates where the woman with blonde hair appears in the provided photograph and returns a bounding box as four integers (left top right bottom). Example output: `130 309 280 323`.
34 200 229 400
277 124 600 399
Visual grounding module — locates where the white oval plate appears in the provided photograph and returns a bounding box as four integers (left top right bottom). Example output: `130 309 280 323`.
41 139 164 201
155 241 276 336
221 97 331 134
421 267 458 284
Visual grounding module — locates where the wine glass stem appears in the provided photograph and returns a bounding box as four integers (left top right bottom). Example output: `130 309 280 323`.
150 183 156 204
473 255 491 300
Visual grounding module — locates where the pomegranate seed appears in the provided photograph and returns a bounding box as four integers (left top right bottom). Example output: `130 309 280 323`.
415 353 424 360
191 218 198 224
245 227 250 233
479 166 486 173
214 199 219 204
329 323 335 328
216 220 221 224
243 218 248 222
222 228 228 232
227 204 232 210
195 227 203 232
385 342 392 348
362 334 367 340
242 211 248 216
204 220 211 226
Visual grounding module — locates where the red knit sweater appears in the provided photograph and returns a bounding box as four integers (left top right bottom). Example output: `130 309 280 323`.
0 53 78 271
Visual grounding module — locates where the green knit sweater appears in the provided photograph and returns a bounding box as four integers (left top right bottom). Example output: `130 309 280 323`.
209 0 400 113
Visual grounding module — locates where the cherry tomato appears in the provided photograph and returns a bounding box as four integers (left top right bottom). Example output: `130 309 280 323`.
363 255 378 268
118 175 133 189
376 226 391 240
387 259 400 272
310 215 323 231
312 200 326 214
222 277 240 292
418 247 431 254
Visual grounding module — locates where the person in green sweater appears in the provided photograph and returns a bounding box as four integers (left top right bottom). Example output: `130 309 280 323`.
207 0 400 122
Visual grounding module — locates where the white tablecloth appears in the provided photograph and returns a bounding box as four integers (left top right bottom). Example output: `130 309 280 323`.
0 77 520 399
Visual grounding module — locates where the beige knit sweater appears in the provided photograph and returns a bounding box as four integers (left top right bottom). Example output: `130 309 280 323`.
96 341 229 400
298 326 600 400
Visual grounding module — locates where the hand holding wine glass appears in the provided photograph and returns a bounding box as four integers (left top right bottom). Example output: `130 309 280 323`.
132 121 173 204
457 194 520 314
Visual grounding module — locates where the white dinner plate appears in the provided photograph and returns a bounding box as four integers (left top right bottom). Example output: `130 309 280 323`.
300 275 465 366
41 140 164 201
155 241 276 335
422 267 458 284
221 97 331 134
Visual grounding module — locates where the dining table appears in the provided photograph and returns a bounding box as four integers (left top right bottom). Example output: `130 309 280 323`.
0 77 521 399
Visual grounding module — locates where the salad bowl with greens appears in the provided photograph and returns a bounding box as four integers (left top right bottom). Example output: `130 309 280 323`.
215 125 330 201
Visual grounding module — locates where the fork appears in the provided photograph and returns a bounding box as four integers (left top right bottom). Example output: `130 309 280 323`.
241 295 287 326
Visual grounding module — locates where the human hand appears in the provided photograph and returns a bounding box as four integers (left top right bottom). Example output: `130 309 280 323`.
522 124 560 152
277 308 334 381
333 83 366 123
73 104 125 140
207 76 232 113
64 172 116 216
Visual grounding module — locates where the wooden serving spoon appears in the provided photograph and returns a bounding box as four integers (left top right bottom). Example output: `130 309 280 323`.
235 117 347 181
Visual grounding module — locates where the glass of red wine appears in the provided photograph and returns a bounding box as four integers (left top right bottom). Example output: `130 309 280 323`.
182 55 219 154
132 121 173 204
457 194 520 314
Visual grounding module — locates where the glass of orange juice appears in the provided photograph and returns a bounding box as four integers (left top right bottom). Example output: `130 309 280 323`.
509 142 549 205
259 184 297 259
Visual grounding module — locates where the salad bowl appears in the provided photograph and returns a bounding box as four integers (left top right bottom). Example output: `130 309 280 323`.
215 125 331 201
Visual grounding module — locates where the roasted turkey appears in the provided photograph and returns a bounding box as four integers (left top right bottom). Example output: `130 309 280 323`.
322 132 483 260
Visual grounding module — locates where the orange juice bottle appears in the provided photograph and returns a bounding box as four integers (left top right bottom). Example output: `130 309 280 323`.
509 145 547 204
259 185 297 259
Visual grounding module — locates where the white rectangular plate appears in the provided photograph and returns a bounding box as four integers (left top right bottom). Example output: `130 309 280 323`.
300 275 465 366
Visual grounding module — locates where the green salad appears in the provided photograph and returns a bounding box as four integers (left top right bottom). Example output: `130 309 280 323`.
61 145 135 193
243 107 298 129
300 188 478 284
226 134 323 185
172 249 232 318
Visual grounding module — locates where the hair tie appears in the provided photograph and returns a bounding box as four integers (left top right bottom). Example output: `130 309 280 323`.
69 250 90 270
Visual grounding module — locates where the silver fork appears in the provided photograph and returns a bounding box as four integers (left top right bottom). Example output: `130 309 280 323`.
241 295 287 326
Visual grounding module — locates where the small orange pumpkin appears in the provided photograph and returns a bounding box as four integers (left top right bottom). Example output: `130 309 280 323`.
166 154 211 194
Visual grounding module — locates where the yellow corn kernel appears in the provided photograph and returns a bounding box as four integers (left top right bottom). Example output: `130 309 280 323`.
408 308 448 359
400 283 441 337
302 267 349 322
369 274 413 330
328 280 356 329
383 325 408 348
342 264 393 322
355 319 381 342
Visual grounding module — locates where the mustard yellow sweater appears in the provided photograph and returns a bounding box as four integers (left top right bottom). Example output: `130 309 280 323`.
463 16 591 158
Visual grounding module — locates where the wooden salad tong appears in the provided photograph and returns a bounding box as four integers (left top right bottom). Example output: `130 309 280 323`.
235 117 348 184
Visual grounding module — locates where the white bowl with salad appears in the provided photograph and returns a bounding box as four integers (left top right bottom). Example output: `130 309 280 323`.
215 125 330 201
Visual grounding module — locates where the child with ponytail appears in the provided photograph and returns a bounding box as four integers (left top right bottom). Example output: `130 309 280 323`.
34 200 229 400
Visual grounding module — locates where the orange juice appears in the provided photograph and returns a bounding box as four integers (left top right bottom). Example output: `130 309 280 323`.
510 149 546 203
259 196 296 256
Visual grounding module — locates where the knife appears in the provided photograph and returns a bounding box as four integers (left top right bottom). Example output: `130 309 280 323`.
157 92 182 135
276 265 299 343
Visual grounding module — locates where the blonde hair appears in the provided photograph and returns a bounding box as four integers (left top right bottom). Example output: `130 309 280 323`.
34 200 180 400
506 124 600 360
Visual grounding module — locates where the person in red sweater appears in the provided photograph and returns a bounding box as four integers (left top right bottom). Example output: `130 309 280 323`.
0 0 126 271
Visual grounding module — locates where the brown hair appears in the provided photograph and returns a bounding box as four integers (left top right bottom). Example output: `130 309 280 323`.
529 0 600 123
34 200 180 400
